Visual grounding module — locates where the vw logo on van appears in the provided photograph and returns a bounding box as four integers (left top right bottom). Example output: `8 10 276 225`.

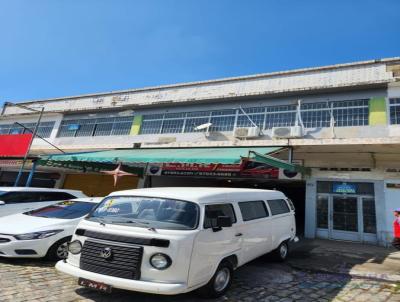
100 247 113 260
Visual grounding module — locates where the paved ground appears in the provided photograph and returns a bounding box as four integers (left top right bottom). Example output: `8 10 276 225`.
287 239 400 282
1 240 400 302
1 257 400 302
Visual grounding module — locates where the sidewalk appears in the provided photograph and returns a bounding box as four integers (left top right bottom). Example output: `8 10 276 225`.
288 238 400 282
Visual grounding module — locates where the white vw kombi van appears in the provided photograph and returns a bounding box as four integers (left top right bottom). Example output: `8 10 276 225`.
56 187 297 297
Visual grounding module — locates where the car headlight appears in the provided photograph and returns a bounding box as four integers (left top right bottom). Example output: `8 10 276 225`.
150 253 172 270
14 229 64 240
68 240 82 254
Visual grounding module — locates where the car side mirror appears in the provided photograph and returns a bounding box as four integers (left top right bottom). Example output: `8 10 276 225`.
0 200 5 206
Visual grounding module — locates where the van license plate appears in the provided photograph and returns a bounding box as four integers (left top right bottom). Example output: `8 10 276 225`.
78 278 112 293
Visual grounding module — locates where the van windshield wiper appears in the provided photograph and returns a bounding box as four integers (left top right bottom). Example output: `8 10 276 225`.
108 219 157 230
90 217 108 225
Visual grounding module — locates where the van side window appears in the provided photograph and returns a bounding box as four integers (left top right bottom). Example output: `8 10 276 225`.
267 199 290 215
239 201 269 221
204 204 236 229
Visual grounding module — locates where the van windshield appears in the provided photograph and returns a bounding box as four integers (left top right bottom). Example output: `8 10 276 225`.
87 196 199 230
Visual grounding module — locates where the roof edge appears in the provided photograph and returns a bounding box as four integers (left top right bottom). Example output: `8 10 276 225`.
6 57 400 105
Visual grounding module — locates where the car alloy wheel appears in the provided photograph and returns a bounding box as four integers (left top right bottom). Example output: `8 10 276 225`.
56 242 69 259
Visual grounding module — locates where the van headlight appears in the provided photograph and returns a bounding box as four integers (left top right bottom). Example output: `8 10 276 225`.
150 253 172 270
68 240 82 254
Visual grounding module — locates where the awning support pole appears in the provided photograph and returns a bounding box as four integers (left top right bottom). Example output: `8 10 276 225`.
25 160 38 187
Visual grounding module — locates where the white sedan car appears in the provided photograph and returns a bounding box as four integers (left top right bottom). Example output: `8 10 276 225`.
0 197 102 260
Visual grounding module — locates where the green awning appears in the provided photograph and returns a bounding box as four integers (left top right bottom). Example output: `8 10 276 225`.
249 151 311 174
38 147 309 176
39 147 282 165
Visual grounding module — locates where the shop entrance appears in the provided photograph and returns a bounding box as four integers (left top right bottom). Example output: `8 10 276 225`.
316 194 377 243
150 176 306 235
316 181 377 243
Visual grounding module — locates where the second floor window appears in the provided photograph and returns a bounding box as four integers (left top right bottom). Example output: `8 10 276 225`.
57 116 134 137
139 99 370 135
0 121 55 138
390 98 400 124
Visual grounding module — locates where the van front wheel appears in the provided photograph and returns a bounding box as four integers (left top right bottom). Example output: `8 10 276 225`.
197 261 233 298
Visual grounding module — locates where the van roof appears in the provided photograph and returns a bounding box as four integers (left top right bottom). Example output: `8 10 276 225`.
108 187 286 204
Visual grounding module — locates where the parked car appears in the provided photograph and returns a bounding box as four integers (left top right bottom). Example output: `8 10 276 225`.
56 187 297 297
0 197 102 260
0 187 87 217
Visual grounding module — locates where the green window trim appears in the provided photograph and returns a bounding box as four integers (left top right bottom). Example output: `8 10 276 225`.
369 97 387 126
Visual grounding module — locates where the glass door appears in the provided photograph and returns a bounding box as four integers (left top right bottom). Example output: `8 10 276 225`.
315 194 377 243
361 197 377 243
330 196 360 241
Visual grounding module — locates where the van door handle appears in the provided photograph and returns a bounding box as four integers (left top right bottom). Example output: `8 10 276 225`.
235 233 243 237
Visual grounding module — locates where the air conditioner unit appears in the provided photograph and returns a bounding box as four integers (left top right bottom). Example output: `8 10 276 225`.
272 126 303 139
234 126 260 138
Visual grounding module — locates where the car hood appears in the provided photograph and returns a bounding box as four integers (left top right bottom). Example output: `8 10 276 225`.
0 213 76 235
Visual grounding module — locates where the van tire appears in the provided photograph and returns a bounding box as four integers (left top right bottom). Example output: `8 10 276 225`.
273 241 289 262
196 260 234 298
45 237 71 261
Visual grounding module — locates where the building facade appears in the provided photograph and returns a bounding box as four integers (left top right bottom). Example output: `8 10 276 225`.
1 57 400 246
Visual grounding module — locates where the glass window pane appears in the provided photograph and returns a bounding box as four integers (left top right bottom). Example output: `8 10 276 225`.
362 198 376 234
140 120 162 134
204 204 236 229
184 117 210 133
236 114 264 128
210 116 235 132
265 112 296 128
316 196 328 229
239 201 269 221
390 98 400 125
333 197 358 232
267 199 290 215
161 119 184 134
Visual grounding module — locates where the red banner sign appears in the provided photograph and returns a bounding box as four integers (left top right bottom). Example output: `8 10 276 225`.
0 134 32 157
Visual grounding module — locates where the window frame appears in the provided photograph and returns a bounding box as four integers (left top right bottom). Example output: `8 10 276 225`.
267 199 291 216
203 203 237 229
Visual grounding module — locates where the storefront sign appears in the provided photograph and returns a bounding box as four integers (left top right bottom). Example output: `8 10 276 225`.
332 182 357 194
146 162 279 179
0 159 32 167
0 134 32 157
387 183 400 189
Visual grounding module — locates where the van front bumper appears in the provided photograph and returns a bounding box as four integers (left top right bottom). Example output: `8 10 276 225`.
56 261 188 295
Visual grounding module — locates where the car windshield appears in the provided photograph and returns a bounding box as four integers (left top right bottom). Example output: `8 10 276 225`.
24 200 97 219
87 196 199 230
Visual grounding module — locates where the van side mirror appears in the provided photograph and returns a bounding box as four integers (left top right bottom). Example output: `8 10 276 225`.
212 216 232 232
217 216 232 228
0 200 5 206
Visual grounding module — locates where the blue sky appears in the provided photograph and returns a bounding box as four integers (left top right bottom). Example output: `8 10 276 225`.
0 0 399 105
